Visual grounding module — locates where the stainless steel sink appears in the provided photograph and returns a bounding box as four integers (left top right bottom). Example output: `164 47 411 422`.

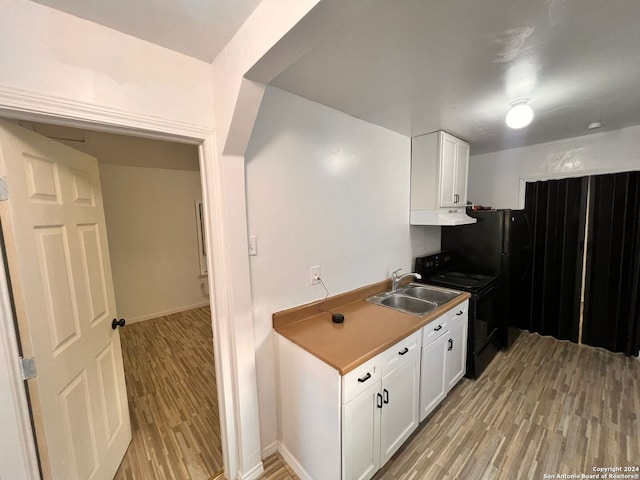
380 295 437 315
401 285 460 305
367 283 462 317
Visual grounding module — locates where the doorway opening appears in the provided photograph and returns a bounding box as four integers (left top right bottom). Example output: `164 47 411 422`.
0 117 226 479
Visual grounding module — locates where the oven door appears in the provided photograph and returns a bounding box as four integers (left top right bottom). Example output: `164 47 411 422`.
472 282 499 353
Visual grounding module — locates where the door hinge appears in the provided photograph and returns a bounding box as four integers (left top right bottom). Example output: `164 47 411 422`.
20 357 37 380
0 177 7 201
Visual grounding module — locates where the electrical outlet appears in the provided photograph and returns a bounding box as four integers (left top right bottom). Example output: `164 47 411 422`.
310 265 321 285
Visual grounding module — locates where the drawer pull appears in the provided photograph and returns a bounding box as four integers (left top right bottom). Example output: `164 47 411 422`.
377 393 383 408
398 347 409 356
358 372 372 383
456 310 464 315
433 325 443 331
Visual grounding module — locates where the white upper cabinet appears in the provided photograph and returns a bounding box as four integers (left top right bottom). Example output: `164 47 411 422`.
411 131 470 209
450 137 469 207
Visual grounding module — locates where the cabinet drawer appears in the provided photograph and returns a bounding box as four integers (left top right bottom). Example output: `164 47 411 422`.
448 300 468 329
342 355 381 404
422 316 449 346
380 330 421 378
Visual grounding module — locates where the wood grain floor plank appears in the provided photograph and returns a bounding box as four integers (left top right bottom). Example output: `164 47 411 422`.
114 317 638 480
114 306 223 480
371 332 639 480
260 454 299 480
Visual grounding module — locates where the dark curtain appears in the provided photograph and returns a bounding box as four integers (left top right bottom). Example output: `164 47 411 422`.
521 177 588 342
582 172 640 356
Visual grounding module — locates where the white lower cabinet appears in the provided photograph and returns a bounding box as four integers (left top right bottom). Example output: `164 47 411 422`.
342 332 420 480
419 332 447 421
379 348 420 464
419 300 468 422
342 382 380 480
276 300 468 480
445 311 467 390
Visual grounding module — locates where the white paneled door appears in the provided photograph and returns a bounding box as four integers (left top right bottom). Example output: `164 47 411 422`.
0 120 131 479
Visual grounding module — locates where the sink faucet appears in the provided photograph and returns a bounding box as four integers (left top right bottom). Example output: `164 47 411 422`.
391 268 422 293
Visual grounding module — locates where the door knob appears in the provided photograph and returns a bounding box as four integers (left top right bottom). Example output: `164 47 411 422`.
111 318 126 329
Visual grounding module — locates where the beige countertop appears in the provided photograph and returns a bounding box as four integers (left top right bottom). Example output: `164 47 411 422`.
273 281 470 375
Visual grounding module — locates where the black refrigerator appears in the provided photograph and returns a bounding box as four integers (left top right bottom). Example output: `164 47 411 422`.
441 209 532 349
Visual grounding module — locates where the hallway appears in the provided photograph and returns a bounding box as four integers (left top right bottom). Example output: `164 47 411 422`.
114 306 222 480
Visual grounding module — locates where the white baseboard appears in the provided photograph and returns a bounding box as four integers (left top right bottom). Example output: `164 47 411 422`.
126 301 210 324
238 461 264 480
261 441 278 459
277 442 313 480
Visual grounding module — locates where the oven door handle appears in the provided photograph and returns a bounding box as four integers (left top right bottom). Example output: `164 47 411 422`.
478 281 498 296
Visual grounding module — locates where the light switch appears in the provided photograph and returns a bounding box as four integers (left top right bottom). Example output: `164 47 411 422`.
248 235 257 256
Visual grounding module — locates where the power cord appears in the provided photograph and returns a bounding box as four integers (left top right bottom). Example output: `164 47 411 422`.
316 276 345 323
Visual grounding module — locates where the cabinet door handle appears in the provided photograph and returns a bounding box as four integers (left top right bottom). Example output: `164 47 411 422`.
454 194 460 204
357 372 372 383
398 347 409 356
456 310 464 316
377 393 383 409
383 388 389 404
448 338 453 351
434 325 443 331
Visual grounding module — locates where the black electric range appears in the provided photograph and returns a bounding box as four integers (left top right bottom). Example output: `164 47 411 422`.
414 251 500 379
429 271 496 292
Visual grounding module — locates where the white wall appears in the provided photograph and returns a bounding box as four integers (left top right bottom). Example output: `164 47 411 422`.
99 163 207 322
468 126 640 209
0 2 218 477
1 0 327 476
0 0 214 128
0 251 39 480
209 3 327 473
31 125 201 171
245 87 440 450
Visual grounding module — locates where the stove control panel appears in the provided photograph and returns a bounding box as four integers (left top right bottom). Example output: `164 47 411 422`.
414 251 453 277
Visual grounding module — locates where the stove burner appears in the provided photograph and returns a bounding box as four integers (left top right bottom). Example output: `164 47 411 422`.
429 271 496 291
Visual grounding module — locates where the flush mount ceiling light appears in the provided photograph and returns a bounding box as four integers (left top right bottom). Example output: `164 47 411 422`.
505 99 534 129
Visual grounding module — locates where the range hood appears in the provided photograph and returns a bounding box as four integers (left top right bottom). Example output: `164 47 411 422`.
410 208 477 226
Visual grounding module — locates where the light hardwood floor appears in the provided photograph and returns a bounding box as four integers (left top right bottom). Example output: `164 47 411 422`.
114 306 223 480
259 454 300 480
113 314 638 480
263 331 639 480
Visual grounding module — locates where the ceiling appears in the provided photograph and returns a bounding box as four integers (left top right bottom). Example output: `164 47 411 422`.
265 0 640 154
29 0 640 154
29 0 262 62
